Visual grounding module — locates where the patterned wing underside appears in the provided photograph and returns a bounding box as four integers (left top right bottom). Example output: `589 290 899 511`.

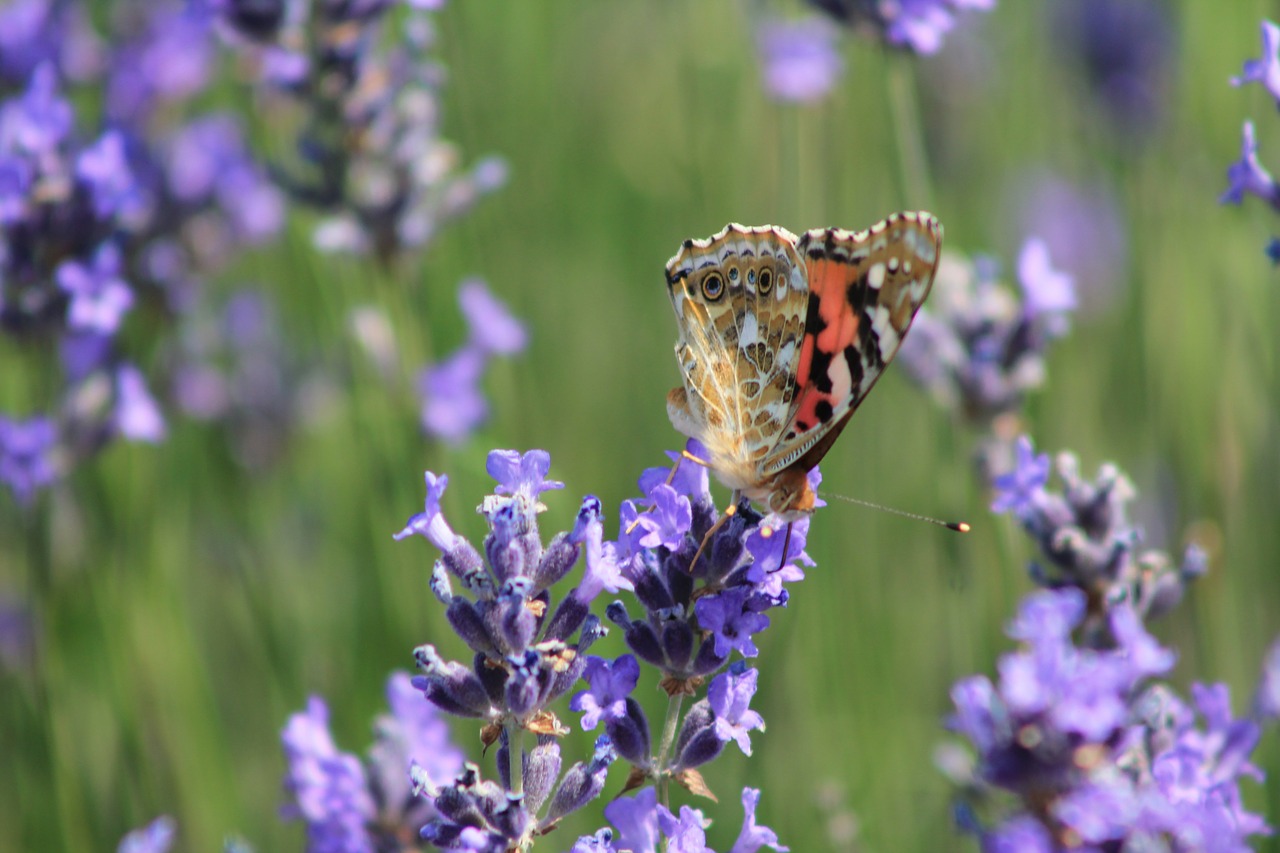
664 224 810 481
762 211 942 476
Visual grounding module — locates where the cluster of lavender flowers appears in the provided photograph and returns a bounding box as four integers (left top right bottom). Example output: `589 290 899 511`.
279 446 803 850
1222 20 1280 262
0 1 285 504
940 435 1274 851
217 0 507 265
896 238 1075 476
753 0 995 103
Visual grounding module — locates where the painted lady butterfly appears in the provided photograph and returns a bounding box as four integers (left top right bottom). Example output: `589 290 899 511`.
664 211 942 520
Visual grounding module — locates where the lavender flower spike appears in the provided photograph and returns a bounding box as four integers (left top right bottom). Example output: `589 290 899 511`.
1231 20 1280 105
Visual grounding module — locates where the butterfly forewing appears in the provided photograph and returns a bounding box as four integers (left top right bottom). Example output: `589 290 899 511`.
665 224 811 487
762 212 942 477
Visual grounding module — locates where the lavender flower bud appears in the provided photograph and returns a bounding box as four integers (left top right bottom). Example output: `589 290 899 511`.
412 646 492 717
429 559 453 603
534 531 579 590
446 598 496 656
523 737 562 814
544 736 617 825
505 650 542 718
605 698 652 766
543 594 590 643
661 620 695 671
672 700 723 770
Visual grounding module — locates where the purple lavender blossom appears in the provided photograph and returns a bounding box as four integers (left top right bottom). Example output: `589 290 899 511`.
603 788 663 853
0 415 58 504
755 16 844 103
990 436 1204 622
729 788 788 853
571 655 640 731
393 471 463 554
1231 20 1280 104
695 587 770 659
56 242 134 335
633 483 692 551
1221 120 1280 208
487 448 565 500
117 816 176 853
708 666 766 756
105 3 215 124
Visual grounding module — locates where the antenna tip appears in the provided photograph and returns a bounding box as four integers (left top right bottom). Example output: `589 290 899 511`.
948 522 971 533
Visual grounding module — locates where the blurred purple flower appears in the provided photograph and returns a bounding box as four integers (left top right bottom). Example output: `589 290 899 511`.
1016 238 1076 321
419 345 487 444
1231 19 1280 104
460 279 527 356
989 435 1049 516
115 364 167 443
1221 120 1280 208
887 0 996 55
117 816 176 853
1004 173 1128 316
280 697 377 852
755 16 844 103
77 130 140 219
56 242 134 335
0 415 58 504
1254 636 1280 721
1052 0 1173 139
105 4 215 123
1 62 72 154
0 154 32 223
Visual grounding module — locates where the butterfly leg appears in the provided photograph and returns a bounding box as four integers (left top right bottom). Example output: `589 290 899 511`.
688 491 741 573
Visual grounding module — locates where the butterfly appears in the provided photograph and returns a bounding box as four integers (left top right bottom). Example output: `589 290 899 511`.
664 211 942 522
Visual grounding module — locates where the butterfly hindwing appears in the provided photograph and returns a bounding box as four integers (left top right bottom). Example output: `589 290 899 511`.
763 212 942 477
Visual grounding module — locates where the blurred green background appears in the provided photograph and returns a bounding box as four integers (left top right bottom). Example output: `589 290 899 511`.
4 1 1280 850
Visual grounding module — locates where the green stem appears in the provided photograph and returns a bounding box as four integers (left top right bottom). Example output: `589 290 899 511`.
654 691 686 809
884 51 934 210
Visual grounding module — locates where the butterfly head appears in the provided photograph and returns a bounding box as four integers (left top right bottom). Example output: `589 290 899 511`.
761 465 817 520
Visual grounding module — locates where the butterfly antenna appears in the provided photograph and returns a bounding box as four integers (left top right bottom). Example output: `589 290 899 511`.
779 522 793 571
823 493 970 532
